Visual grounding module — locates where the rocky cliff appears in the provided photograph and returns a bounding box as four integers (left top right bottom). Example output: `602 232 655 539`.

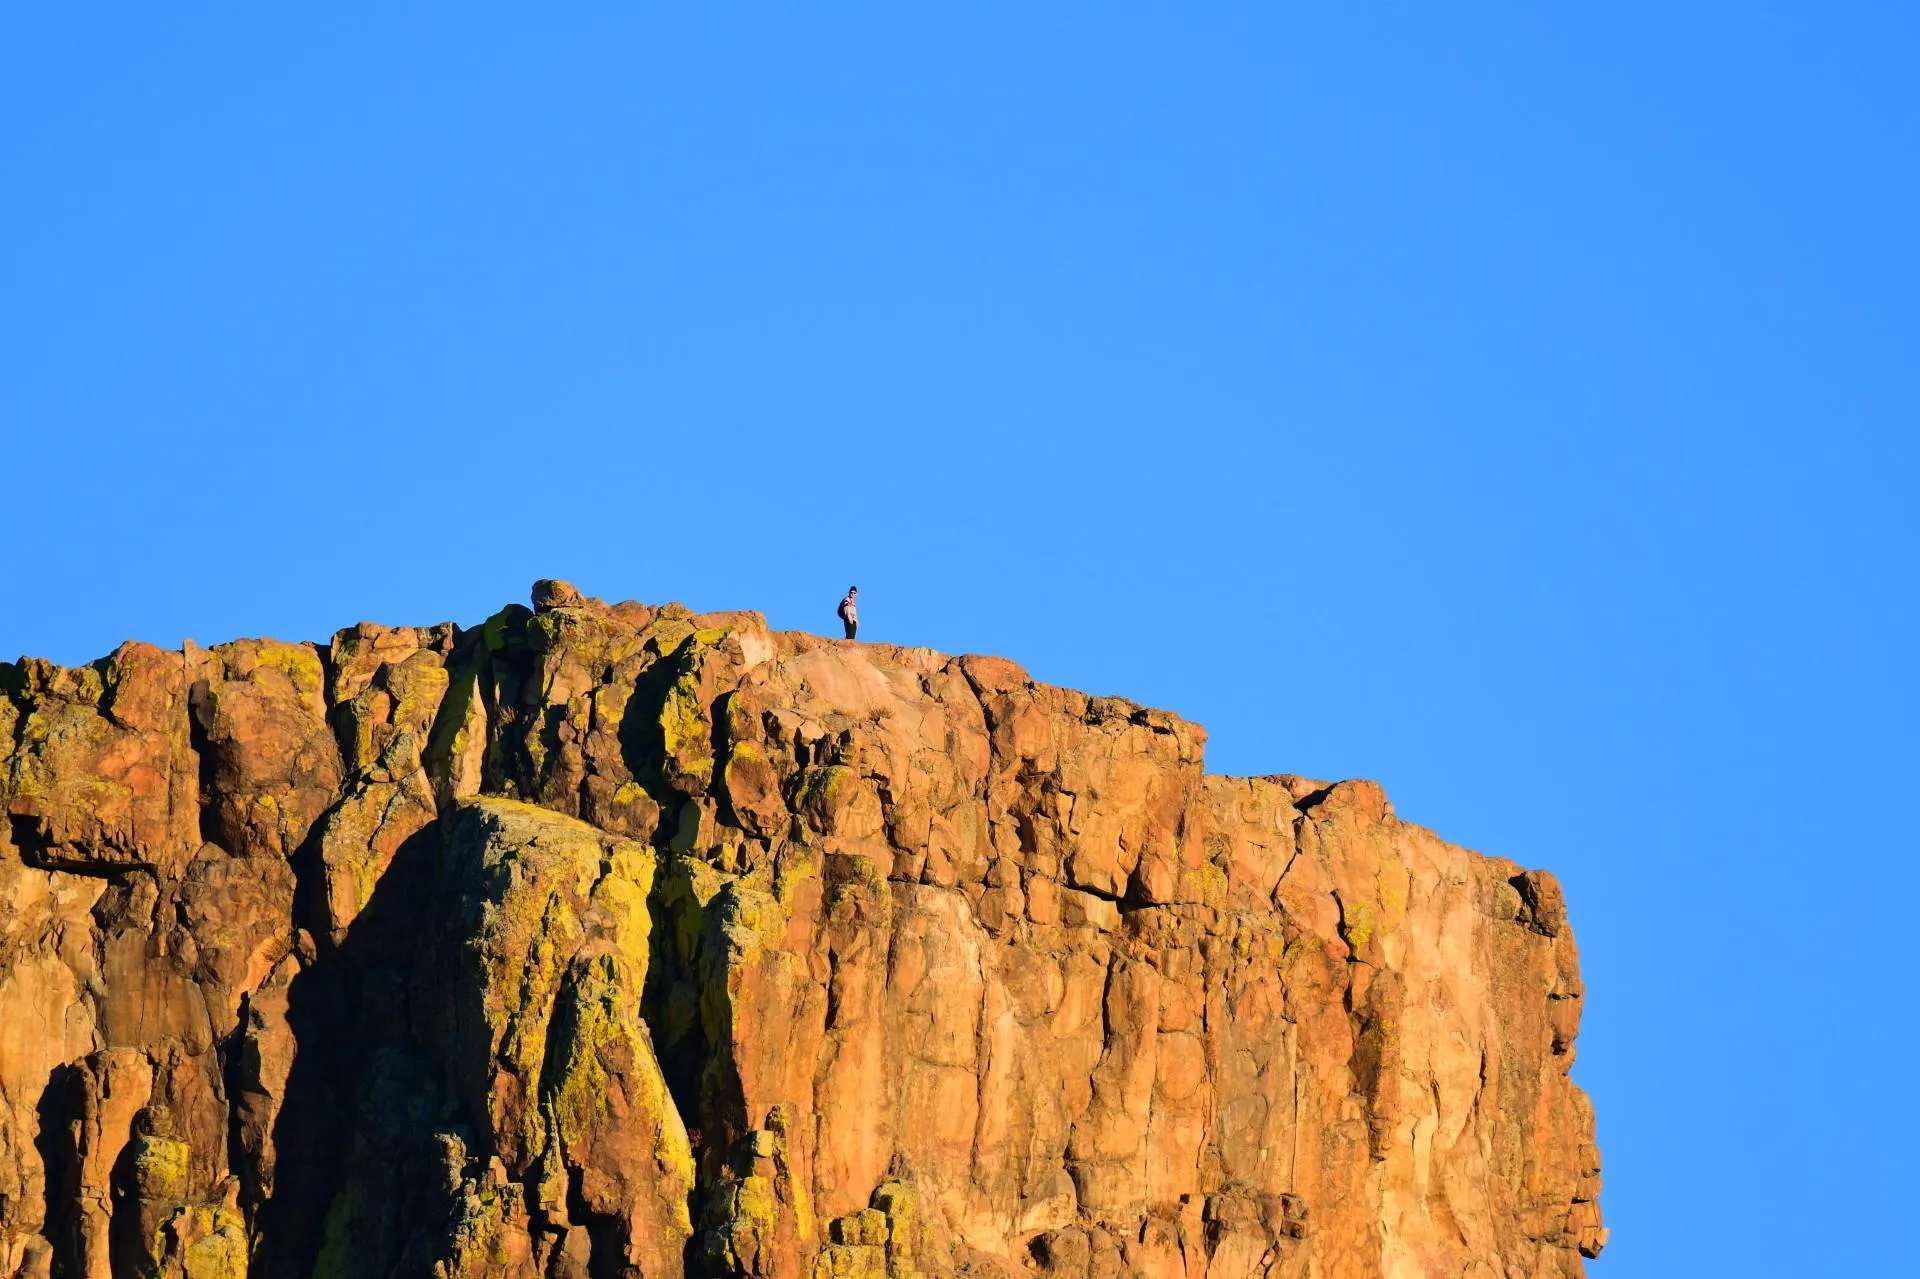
0 583 1604 1279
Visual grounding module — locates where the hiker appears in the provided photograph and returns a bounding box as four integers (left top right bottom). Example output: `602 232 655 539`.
837 587 858 640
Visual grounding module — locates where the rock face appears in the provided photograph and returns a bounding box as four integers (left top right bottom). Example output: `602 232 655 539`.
0 584 1604 1279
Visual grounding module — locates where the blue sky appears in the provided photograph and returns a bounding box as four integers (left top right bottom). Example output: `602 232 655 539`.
4 6 1915 1272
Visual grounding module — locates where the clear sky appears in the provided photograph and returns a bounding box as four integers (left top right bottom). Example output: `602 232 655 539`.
4 6 1915 1272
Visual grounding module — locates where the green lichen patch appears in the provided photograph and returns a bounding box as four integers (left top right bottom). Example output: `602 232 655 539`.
539 952 695 1236
656 631 728 793
159 1204 249 1279
1336 896 1376 954
131 1134 193 1201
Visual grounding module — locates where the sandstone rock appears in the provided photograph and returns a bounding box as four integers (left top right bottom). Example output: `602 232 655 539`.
532 579 590 612
2 643 199 874
0 587 1603 1278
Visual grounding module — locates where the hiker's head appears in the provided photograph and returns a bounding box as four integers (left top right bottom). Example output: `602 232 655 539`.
849 586 858 595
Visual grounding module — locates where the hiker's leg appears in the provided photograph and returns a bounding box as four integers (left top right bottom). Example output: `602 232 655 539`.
845 621 858 640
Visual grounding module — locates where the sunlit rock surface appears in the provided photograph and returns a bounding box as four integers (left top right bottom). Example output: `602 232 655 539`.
0 583 1602 1278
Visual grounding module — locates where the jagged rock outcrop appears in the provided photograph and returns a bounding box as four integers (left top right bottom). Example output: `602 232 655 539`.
0 584 1604 1279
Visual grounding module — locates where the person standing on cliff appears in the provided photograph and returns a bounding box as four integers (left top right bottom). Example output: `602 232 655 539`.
837 586 858 640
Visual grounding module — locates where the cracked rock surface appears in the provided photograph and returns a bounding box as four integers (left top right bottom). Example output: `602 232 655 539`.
0 583 1603 1278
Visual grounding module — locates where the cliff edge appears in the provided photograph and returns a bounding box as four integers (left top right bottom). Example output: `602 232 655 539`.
0 583 1603 1279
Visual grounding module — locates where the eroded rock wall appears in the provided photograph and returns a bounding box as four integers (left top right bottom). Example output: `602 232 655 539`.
0 585 1603 1279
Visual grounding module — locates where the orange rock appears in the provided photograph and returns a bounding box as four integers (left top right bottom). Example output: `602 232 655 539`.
0 583 1602 1278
